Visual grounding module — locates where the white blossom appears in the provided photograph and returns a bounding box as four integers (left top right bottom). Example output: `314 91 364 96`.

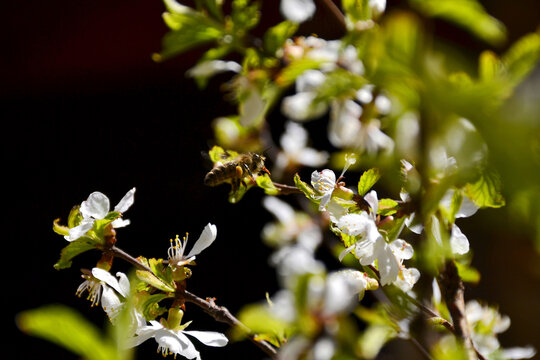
464 300 536 359
65 188 136 242
338 191 401 285
168 223 217 267
128 320 228 359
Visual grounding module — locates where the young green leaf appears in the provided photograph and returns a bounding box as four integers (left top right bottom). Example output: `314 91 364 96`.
294 173 316 199
256 173 279 195
378 198 399 216
263 21 299 55
54 237 97 270
465 170 505 208
357 168 381 196
410 0 506 46
501 32 540 85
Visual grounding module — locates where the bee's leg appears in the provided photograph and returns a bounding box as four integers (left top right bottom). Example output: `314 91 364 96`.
231 178 240 193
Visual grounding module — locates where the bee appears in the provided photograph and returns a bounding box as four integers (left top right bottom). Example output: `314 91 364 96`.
204 152 271 192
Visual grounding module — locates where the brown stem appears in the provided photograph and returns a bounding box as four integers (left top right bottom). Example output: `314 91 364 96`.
182 291 278 359
273 182 302 195
315 0 347 34
109 246 278 359
438 260 480 360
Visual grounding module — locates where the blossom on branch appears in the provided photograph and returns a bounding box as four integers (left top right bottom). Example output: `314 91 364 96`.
64 188 136 242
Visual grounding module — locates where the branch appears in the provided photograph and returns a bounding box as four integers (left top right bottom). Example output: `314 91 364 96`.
109 246 278 359
315 0 347 34
273 182 302 195
182 291 278 359
438 260 480 360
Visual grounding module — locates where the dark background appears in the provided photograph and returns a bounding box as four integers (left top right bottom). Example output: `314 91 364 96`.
4 0 540 359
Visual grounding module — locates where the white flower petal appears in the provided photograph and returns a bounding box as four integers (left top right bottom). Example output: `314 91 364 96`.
281 121 308 152
64 220 93 241
281 92 327 121
175 332 201 360
280 0 316 23
116 271 131 297
81 191 110 220
390 239 414 260
296 69 326 93
156 330 189 358
183 330 229 347
450 224 469 255
92 268 124 295
500 346 536 359
240 89 266 126
112 218 131 228
364 190 379 216
377 241 400 285
114 188 136 213
186 223 217 258
456 195 479 218
297 148 329 167
263 196 295 225
186 60 241 78
339 244 355 262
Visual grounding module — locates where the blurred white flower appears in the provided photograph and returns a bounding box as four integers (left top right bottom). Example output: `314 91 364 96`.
186 60 241 78
280 0 316 23
464 300 536 359
273 121 328 179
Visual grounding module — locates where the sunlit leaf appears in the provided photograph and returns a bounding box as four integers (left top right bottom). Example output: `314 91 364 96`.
54 237 97 270
357 168 381 196
465 170 505 208
410 0 506 45
16 305 121 360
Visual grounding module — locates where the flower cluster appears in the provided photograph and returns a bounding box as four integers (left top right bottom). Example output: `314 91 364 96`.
57 189 228 359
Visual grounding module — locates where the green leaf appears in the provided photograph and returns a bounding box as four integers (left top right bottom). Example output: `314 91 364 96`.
141 293 171 321
155 11 223 61
256 173 278 195
16 305 120 360
454 260 480 284
357 168 381 196
410 0 506 45
208 145 238 163
54 237 97 270
294 173 315 199
342 0 370 23
465 170 505 208
135 270 176 293
501 32 540 85
263 21 298 55
313 68 366 103
234 303 290 344
377 198 399 216
231 0 260 32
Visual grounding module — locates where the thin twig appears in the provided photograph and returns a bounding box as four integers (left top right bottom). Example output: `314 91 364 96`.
273 182 302 195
